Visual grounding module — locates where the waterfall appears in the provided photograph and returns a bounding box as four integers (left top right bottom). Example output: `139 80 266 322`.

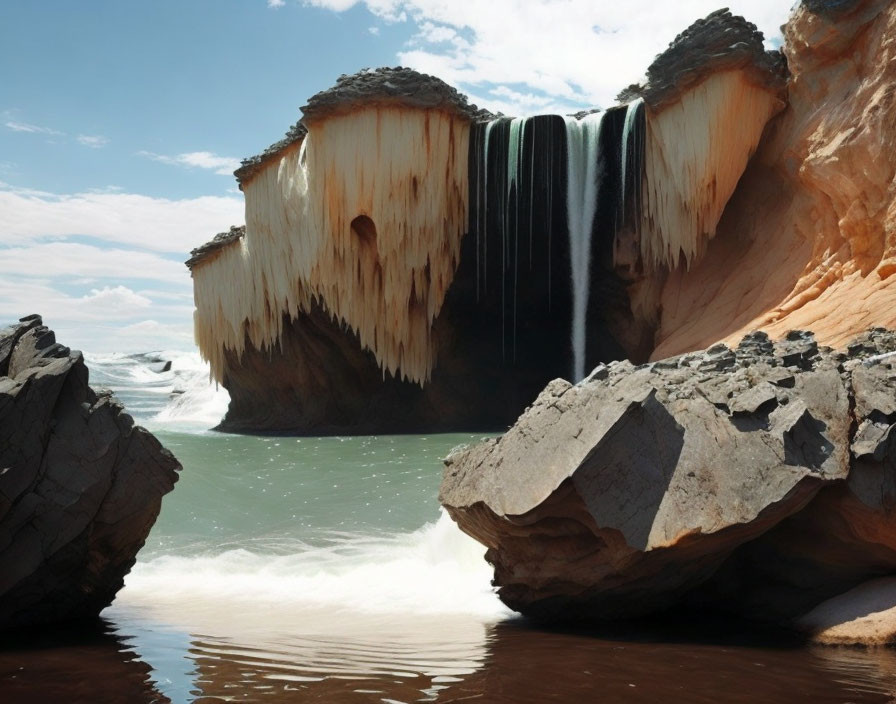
467 109 624 383
564 113 605 383
479 120 498 300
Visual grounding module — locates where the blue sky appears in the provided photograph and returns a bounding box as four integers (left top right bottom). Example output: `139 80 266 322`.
0 0 793 354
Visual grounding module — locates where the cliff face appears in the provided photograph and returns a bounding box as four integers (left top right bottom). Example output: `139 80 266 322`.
648 0 896 359
0 315 180 629
189 0 896 434
190 13 792 433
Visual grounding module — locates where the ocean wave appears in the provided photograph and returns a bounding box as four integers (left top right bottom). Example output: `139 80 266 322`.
115 511 509 622
84 350 229 431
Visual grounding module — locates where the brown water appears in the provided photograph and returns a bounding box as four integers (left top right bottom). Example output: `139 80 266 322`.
2 616 896 703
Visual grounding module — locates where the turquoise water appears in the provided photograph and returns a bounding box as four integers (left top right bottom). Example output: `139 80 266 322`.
146 431 474 554
3 352 896 702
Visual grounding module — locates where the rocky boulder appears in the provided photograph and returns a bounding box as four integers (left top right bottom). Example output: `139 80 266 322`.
440 329 896 639
0 315 180 629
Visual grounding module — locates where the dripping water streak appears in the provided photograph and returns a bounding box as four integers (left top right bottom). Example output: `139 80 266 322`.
529 120 535 270
507 118 525 363
482 121 495 298
620 98 645 223
565 113 605 383
547 125 553 309
474 125 481 302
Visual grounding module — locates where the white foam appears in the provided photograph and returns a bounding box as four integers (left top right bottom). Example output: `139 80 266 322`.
84 349 229 431
149 353 230 430
116 511 510 624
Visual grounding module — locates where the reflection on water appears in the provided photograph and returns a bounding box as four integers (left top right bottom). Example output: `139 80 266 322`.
0 625 165 704
4 615 896 703
122 616 492 703
107 601 497 703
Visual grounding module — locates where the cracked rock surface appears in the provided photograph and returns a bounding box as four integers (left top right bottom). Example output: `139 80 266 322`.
440 329 896 634
0 315 180 629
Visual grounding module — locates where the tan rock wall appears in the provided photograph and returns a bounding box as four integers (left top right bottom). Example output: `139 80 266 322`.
192 106 469 385
650 1 896 359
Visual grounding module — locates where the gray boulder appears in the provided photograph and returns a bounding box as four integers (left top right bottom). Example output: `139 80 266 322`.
440 329 896 629
0 315 180 629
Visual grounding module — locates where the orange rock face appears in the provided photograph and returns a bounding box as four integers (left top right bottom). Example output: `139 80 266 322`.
650 1 896 360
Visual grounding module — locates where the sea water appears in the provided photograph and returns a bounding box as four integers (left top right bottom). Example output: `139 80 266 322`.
83 352 509 702
2 352 896 703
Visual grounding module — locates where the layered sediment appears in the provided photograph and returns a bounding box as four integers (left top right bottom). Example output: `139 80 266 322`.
0 315 180 629
646 0 896 359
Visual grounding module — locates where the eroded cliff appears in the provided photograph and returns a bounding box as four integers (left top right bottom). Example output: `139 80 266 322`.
646 0 896 359
189 9 797 433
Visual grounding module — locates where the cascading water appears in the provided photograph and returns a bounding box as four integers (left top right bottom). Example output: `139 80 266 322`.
620 98 646 231
470 115 563 364
467 103 643 384
564 113 605 383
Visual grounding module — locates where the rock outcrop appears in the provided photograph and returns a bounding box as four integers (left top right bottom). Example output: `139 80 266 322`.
643 0 896 359
232 67 490 185
617 8 787 108
440 328 896 639
186 0 896 436
0 315 180 629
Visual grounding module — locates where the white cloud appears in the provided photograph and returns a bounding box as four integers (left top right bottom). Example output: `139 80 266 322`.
81 285 152 310
111 319 195 349
472 85 573 116
0 180 244 352
417 21 458 44
77 134 110 148
268 0 285 6
368 25 380 35
5 118 109 148
305 0 358 11
0 279 187 325
0 274 196 352
5 120 65 136
306 0 794 113
0 183 244 252
138 150 241 176
0 242 189 284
